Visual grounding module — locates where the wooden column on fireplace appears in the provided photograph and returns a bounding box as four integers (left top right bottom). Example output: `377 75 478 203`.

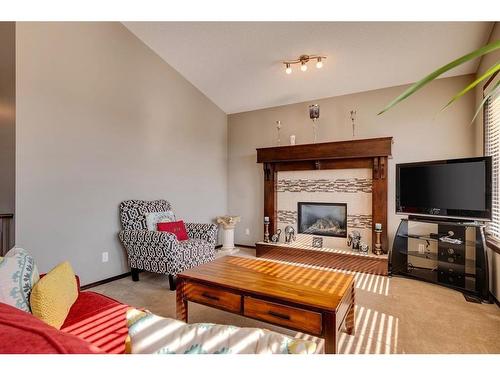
256 137 393 252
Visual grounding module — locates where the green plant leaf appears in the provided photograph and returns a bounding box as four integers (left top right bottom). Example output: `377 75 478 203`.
378 40 500 115
470 80 500 125
442 62 500 111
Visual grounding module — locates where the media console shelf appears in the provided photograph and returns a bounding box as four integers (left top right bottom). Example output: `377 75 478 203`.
390 216 490 302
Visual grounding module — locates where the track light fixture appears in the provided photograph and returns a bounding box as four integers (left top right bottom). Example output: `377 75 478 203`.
316 57 323 69
283 54 326 74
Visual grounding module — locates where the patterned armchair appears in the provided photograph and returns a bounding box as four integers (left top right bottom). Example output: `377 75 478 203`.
118 200 217 290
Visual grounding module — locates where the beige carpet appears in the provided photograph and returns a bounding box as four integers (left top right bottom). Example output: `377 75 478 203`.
90 249 500 354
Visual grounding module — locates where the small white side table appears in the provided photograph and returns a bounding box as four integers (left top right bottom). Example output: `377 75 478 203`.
216 215 241 257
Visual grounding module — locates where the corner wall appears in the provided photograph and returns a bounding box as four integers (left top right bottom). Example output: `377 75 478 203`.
0 22 16 249
228 75 476 249
16 22 228 284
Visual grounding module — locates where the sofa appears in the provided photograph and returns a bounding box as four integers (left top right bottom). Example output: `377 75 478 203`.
0 275 317 354
0 277 129 354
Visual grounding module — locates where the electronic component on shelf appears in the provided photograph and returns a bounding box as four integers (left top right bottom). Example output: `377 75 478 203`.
439 236 463 245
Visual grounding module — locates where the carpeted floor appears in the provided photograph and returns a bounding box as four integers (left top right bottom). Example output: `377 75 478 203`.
90 249 500 354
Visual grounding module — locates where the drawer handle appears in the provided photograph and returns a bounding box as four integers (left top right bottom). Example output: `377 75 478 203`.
268 310 290 320
201 292 220 301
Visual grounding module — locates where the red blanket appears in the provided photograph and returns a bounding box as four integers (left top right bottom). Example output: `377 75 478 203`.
0 290 129 354
61 291 129 354
0 302 101 354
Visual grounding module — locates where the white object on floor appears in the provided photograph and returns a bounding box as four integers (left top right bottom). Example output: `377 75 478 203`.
216 215 241 256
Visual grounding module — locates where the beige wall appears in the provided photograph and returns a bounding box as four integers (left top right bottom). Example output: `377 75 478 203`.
474 22 500 300
15 22 228 284
228 75 476 249
0 22 16 248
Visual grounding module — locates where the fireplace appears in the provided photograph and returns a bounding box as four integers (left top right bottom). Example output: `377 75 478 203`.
298 202 347 238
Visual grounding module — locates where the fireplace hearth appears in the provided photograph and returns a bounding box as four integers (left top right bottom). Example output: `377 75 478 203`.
298 202 347 238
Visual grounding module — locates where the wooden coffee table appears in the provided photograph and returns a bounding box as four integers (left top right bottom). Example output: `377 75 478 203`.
176 256 355 354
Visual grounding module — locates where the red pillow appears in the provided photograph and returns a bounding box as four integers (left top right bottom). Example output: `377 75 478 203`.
157 220 189 241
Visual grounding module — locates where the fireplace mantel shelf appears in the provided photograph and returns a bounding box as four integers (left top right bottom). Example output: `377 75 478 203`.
256 137 392 163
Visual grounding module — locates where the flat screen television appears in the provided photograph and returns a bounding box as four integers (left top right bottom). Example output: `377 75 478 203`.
396 156 492 221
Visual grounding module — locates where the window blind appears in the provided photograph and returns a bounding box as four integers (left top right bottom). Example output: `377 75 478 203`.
485 87 500 239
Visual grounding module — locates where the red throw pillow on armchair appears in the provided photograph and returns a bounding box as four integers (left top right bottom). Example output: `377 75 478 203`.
157 220 189 241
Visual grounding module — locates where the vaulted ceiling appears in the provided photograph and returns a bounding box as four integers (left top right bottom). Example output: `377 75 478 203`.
123 22 493 114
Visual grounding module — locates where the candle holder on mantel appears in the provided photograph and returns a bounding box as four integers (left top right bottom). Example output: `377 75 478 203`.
373 223 383 255
276 120 282 146
264 217 270 243
309 104 320 143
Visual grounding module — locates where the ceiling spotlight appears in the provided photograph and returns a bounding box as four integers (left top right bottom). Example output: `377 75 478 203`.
282 54 326 75
316 57 323 69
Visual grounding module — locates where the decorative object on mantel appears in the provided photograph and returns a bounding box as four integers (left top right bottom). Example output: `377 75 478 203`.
312 237 323 248
275 120 282 145
359 242 369 254
374 222 383 255
284 225 296 243
283 54 326 74
289 134 296 145
309 104 320 143
352 238 360 250
270 229 282 243
350 110 357 138
216 216 241 256
264 216 270 243
348 230 361 251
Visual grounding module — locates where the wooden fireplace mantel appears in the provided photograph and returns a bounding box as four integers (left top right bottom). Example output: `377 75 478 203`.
257 137 392 163
256 137 393 253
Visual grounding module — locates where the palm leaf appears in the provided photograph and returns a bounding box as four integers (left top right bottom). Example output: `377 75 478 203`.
442 62 500 111
378 40 500 115
470 80 500 125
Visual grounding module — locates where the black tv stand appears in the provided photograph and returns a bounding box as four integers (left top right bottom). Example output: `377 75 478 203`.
407 215 483 226
390 216 490 302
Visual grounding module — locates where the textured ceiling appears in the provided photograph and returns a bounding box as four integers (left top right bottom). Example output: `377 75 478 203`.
124 22 492 114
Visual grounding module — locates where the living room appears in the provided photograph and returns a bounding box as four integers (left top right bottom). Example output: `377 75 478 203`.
1 0 499 372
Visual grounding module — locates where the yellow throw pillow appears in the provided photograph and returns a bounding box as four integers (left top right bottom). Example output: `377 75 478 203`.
30 261 78 329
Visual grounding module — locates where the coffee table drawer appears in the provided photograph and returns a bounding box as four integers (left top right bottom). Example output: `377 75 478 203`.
184 283 241 313
243 297 322 335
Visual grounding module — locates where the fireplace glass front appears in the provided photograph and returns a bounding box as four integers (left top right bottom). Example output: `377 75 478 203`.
297 202 347 238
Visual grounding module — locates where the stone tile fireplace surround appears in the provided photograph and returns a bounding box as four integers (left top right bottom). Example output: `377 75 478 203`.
277 169 373 250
